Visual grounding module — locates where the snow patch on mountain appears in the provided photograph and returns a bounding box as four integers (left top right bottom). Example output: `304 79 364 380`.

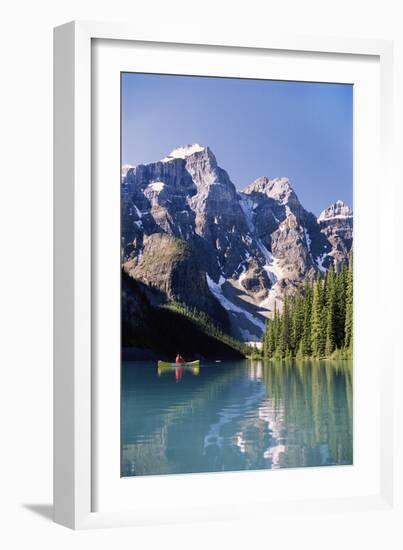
263 258 284 285
318 200 353 222
206 274 265 331
304 227 311 252
239 196 285 285
239 196 255 234
257 244 284 284
133 204 143 218
259 282 282 312
320 214 353 221
148 181 165 192
316 253 328 273
162 144 205 162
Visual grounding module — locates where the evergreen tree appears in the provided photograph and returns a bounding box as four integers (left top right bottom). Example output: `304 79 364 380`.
277 293 287 358
273 303 281 353
291 292 304 354
261 256 353 359
325 265 337 356
344 252 353 350
264 319 275 359
311 273 325 358
299 275 312 357
334 264 347 348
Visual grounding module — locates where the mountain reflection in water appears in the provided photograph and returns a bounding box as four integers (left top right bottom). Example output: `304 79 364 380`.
121 359 352 477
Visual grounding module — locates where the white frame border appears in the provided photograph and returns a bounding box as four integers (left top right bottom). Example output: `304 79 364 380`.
54 20 396 529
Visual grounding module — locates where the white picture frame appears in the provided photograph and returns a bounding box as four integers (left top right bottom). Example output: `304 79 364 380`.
54 20 398 530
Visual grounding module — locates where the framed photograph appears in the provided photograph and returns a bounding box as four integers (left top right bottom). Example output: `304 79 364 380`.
54 21 397 529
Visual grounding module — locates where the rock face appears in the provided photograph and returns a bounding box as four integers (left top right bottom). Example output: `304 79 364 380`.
318 200 353 270
122 145 353 340
121 271 243 360
240 176 329 281
123 233 229 329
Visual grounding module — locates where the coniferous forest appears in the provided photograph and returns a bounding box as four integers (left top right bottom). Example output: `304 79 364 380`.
262 255 353 360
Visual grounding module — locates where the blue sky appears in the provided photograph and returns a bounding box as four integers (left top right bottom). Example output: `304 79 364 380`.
122 73 352 216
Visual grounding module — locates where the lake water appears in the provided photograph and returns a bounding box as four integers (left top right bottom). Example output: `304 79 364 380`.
121 359 353 477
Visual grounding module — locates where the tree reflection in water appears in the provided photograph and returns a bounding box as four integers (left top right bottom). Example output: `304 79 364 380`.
121 359 352 477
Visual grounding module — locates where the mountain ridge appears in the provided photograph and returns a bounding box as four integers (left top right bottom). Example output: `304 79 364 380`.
122 144 353 341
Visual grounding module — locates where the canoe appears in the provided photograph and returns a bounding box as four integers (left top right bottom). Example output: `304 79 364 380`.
158 360 200 369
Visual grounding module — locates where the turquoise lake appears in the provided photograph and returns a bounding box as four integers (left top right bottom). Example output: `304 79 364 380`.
121 359 353 477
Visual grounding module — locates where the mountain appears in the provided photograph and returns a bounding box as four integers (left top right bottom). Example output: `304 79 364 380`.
317 200 353 270
121 144 353 342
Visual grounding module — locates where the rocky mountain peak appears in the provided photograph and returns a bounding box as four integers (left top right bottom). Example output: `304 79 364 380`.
242 176 299 206
161 143 207 163
157 144 221 189
318 200 353 222
121 164 134 179
121 145 353 341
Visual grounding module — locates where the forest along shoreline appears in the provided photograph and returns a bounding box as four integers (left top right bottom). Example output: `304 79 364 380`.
259 255 353 361
122 254 353 364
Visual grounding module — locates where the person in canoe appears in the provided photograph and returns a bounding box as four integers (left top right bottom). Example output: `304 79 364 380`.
175 353 185 365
